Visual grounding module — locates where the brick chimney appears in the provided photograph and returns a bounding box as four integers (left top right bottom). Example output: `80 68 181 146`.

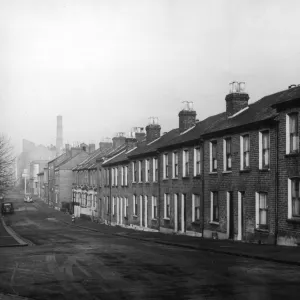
112 132 126 149
132 127 146 143
99 138 112 151
146 117 161 143
88 143 96 153
178 102 196 133
125 137 137 151
225 82 249 117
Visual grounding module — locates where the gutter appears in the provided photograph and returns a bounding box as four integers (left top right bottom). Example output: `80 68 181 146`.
274 120 279 245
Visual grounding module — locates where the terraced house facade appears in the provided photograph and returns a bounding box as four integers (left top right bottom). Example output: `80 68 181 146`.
72 82 300 247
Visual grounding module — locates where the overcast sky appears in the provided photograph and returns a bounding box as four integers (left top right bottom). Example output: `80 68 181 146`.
1 0 300 154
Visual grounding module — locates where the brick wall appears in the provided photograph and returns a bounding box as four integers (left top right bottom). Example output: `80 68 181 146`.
203 125 276 244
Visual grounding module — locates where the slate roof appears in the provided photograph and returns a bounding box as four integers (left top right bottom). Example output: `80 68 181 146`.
271 85 300 107
48 153 66 164
101 144 129 167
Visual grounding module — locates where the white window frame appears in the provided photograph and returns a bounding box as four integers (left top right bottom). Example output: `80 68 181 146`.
121 166 124 186
152 196 157 219
259 129 270 170
132 161 136 182
192 194 200 222
125 166 128 186
223 138 232 171
164 193 170 219
115 167 118 186
288 178 300 219
163 153 169 179
111 168 115 186
286 113 299 154
133 195 137 215
210 191 219 223
153 158 158 182
210 141 217 172
182 149 189 177
240 134 250 170
255 192 268 229
145 159 150 182
194 147 201 176
125 197 128 217
172 152 178 178
138 160 143 182
112 197 115 215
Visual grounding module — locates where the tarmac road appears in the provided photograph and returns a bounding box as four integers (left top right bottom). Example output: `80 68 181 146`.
1 192 300 300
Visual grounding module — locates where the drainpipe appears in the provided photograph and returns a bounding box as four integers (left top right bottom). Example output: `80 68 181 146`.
157 151 161 231
201 139 205 238
109 167 112 226
274 121 279 245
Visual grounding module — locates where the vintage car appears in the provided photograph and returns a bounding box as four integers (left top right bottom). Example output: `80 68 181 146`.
24 194 33 203
1 202 14 215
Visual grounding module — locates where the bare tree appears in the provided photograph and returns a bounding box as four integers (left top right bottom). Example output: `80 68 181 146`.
0 134 15 194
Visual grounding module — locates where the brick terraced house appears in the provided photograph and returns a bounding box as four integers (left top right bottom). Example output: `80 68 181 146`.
73 82 300 246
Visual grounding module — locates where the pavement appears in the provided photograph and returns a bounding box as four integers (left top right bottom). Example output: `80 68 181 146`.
33 197 300 266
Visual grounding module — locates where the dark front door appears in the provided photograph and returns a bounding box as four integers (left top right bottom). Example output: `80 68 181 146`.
229 192 234 239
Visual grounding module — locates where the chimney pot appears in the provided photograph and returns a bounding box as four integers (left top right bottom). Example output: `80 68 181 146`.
226 81 249 117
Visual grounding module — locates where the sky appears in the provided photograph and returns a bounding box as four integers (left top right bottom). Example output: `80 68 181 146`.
1 0 300 155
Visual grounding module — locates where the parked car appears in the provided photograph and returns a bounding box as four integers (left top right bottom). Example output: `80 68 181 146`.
1 202 14 215
24 194 33 203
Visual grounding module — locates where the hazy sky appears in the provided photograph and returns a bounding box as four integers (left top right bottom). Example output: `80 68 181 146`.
1 0 300 154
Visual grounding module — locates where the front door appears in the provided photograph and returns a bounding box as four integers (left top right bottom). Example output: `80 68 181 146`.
179 194 186 233
174 194 179 232
228 192 234 239
140 196 143 227
238 192 245 240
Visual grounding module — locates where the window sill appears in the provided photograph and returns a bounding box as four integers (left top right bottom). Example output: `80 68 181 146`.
172 177 179 180
182 176 190 180
133 215 138 218
124 216 128 220
151 218 158 221
193 174 201 178
222 171 232 174
285 152 300 158
255 228 269 233
259 168 270 172
163 178 169 181
209 221 219 225
286 218 300 224
164 218 170 221
240 169 251 173
209 172 218 175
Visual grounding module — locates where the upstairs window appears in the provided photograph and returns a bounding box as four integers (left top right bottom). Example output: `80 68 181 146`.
111 168 115 186
121 166 124 186
194 147 201 176
172 152 179 178
139 160 143 182
145 159 150 182
132 162 137 182
259 130 270 169
287 113 299 154
163 153 169 179
115 167 118 186
240 134 250 170
182 150 189 177
125 166 128 186
210 141 217 172
224 138 232 171
153 158 158 182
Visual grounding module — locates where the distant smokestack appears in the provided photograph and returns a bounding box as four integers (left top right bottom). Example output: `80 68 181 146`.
56 115 63 156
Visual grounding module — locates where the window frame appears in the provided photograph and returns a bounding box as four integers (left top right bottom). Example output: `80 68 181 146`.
152 196 157 219
132 161 137 183
139 160 143 183
182 149 189 177
223 137 232 171
255 192 268 230
164 193 170 219
286 113 299 154
240 134 250 170
288 178 300 219
192 194 200 222
194 147 201 176
210 141 218 173
210 192 219 223
163 153 169 179
172 152 179 178
133 195 138 216
259 130 270 169
145 159 150 182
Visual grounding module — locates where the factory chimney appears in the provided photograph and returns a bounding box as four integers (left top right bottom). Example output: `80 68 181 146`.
56 115 63 156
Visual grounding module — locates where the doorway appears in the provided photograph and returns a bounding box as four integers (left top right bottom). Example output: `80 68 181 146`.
228 192 234 239
179 194 186 233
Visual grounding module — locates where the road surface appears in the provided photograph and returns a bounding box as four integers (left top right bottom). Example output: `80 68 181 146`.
1 192 300 300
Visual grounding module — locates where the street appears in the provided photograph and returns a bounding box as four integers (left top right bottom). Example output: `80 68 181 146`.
1 193 300 300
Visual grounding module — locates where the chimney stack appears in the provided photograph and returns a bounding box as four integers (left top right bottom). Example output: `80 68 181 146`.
88 143 96 154
132 127 146 143
146 117 161 143
178 102 196 133
225 82 249 117
56 115 63 156
112 132 126 149
99 138 112 151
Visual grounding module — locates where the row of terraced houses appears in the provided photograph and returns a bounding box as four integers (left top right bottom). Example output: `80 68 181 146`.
38 82 300 247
